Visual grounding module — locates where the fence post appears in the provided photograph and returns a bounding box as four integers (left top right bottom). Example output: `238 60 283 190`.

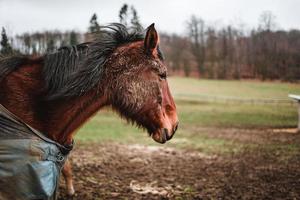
288 94 300 133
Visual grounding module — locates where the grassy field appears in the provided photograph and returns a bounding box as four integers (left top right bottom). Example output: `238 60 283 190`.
67 77 300 199
75 77 300 154
169 77 300 99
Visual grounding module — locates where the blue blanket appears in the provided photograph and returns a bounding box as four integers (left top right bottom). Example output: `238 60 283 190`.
0 104 72 200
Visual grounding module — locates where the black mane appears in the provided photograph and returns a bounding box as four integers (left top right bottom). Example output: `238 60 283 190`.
0 23 145 100
44 23 144 100
0 55 31 82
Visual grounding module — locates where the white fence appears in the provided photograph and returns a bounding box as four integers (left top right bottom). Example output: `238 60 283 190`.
174 93 296 105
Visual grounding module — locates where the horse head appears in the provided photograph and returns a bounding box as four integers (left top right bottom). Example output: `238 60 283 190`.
105 24 179 143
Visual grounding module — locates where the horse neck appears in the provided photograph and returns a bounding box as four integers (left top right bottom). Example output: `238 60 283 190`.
44 91 108 145
0 61 108 146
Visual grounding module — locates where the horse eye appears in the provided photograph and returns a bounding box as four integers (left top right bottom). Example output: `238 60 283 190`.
159 72 167 80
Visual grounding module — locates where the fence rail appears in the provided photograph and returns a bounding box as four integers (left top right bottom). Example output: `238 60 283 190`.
174 93 297 105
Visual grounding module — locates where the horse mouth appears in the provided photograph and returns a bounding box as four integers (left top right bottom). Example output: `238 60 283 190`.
151 128 170 144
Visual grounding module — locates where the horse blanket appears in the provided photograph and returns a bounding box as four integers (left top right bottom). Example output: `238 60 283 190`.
0 104 73 200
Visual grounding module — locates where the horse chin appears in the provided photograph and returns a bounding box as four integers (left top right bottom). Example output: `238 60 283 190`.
151 128 169 144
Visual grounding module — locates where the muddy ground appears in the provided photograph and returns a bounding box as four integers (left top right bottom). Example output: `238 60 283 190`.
58 129 300 200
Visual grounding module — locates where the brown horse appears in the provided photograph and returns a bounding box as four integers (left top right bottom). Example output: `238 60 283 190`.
0 23 178 197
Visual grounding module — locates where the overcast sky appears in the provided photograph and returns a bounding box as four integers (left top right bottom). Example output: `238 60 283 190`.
0 0 299 35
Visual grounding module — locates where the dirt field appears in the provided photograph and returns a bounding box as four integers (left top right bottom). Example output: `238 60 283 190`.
58 129 300 200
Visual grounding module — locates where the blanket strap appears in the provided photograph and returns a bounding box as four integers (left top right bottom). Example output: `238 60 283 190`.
0 104 73 155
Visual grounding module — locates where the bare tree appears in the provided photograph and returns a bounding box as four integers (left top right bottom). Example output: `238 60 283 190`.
259 11 277 31
187 15 206 77
206 27 217 78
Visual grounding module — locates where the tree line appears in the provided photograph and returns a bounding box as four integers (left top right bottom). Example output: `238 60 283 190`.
1 7 299 81
163 11 300 81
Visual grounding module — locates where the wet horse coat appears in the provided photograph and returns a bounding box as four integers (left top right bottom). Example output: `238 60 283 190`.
0 104 72 199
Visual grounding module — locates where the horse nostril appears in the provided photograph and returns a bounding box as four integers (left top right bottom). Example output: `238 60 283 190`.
174 122 179 133
163 128 169 141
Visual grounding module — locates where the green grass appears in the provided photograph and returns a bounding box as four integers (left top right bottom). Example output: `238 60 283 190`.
178 101 297 128
169 77 300 99
75 77 300 154
75 101 298 153
75 109 147 143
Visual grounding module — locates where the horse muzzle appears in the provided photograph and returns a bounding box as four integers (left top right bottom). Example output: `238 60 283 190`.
151 122 179 144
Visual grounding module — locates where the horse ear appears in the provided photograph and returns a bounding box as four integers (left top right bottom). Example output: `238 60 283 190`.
144 23 159 55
